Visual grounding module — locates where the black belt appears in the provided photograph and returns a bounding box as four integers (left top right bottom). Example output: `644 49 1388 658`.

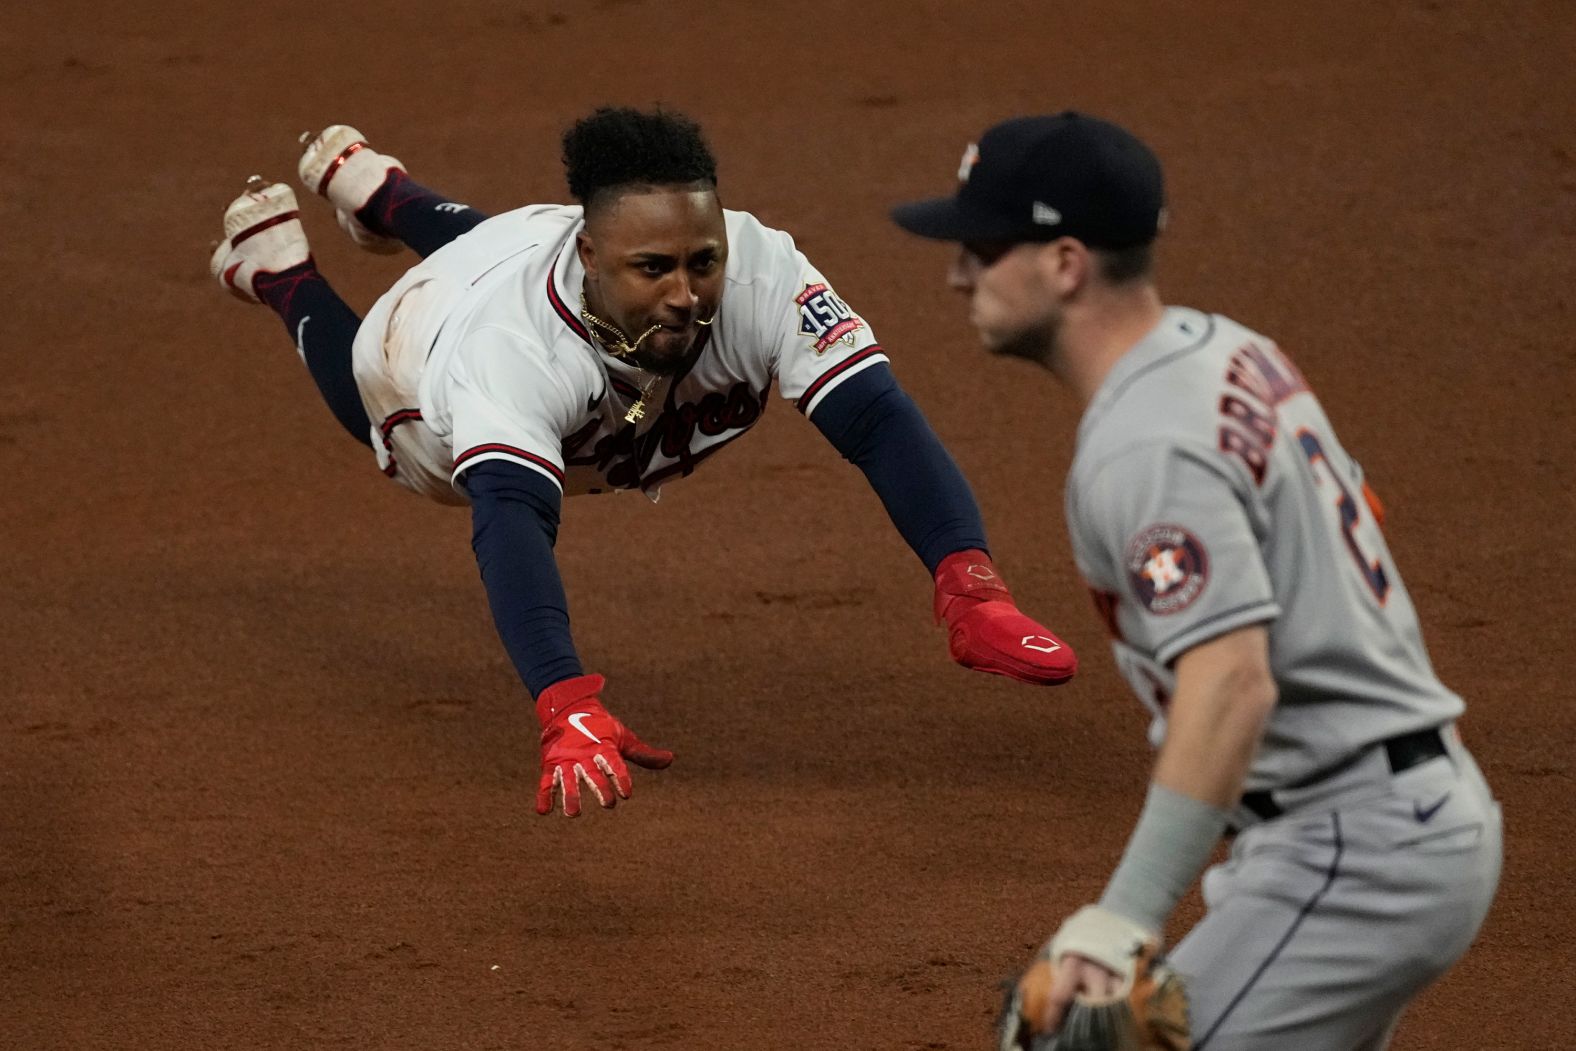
1240 727 1448 821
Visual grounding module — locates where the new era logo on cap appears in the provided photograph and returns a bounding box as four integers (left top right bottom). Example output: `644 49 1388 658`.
1032 201 1062 226
958 143 980 183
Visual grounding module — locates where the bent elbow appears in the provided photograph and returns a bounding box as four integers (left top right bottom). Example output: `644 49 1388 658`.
1240 667 1279 724
1212 659 1277 726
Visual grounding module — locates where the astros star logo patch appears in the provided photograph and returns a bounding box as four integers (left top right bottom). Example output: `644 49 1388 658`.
1125 524 1209 615
1143 548 1185 592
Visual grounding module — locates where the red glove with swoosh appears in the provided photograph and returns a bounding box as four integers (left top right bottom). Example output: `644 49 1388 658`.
933 549 1078 686
534 674 674 817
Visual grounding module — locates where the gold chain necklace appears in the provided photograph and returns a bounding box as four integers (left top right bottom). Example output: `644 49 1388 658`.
578 293 716 424
579 293 665 361
580 293 664 422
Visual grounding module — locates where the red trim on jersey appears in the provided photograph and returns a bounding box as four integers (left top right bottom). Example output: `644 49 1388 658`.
795 345 884 414
377 407 424 478
609 375 643 400
545 253 592 345
380 407 424 441
230 210 301 249
453 443 566 485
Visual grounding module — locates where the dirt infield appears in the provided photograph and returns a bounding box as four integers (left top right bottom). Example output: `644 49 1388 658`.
2 1 1572 1047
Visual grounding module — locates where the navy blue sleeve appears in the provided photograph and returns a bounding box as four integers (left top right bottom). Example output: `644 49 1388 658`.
809 363 989 574
463 460 583 698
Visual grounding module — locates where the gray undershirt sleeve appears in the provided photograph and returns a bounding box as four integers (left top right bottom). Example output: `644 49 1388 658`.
1099 782 1232 933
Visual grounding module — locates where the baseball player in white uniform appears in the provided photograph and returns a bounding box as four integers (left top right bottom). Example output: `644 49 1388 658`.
207 107 1080 819
893 113 1502 1049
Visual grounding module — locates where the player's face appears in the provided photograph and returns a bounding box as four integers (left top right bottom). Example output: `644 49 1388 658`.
579 187 729 373
948 242 1062 364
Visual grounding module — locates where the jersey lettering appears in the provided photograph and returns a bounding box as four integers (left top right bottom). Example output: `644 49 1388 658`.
1218 342 1311 485
1297 427 1391 603
1230 343 1309 405
1220 394 1276 447
1218 394 1276 485
563 382 769 490
1219 426 1268 485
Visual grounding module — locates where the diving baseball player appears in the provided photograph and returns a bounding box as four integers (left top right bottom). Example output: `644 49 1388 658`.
893 113 1502 1049
208 107 1078 819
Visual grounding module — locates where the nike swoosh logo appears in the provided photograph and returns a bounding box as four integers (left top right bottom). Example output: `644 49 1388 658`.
1414 792 1451 823
295 315 311 360
567 712 601 744
587 388 603 412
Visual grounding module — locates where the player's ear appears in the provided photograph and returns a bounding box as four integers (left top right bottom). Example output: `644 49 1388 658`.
1040 238 1089 298
575 230 598 280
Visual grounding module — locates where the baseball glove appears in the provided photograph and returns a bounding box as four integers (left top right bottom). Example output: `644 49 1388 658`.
997 907 1190 1051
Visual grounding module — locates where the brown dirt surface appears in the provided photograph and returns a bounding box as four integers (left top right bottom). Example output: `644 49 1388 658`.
3 2 1572 1048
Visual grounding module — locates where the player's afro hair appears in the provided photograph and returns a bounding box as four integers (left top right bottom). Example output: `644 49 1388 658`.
562 107 718 211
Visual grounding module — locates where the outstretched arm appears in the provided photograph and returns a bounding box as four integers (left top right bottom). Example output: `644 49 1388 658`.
809 363 1076 685
466 460 583 695
465 461 673 816
809 362 986 573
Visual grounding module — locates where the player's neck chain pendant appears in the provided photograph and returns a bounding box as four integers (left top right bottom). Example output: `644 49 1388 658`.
624 373 661 424
578 293 667 423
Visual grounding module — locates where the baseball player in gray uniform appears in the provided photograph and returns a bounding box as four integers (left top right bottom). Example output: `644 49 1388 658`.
893 113 1502 1049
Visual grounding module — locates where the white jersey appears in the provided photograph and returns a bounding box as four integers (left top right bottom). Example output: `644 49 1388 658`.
1065 307 1464 792
350 204 888 502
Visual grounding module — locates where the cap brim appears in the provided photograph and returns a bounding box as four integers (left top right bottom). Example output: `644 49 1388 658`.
890 195 1031 243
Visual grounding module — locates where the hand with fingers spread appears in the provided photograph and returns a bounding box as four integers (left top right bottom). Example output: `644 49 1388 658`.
534 673 674 818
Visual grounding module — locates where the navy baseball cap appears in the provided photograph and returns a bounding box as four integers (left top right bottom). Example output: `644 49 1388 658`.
891 112 1165 250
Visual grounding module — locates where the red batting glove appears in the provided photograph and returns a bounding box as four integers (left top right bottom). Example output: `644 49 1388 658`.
534 674 674 818
933 549 1078 686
